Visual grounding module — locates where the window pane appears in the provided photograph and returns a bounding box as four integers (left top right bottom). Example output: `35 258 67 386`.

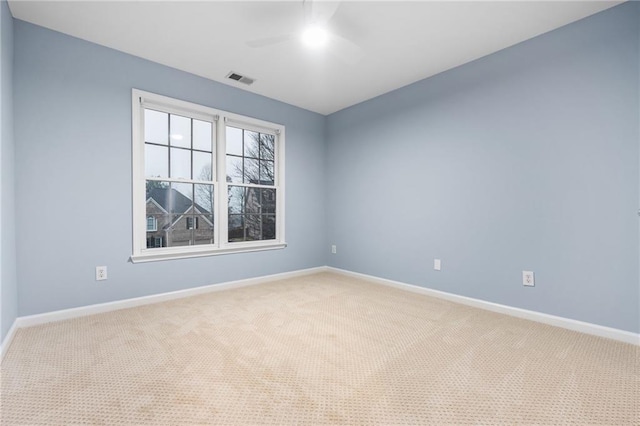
244 131 259 158
166 215 192 247
145 181 170 249
245 187 261 215
146 180 170 202
228 185 245 214
169 182 193 214
145 109 168 145
146 235 165 249
226 185 278 244
146 180 197 248
193 120 212 152
170 114 191 148
145 144 168 178
193 151 213 182
226 126 243 156
194 185 215 220
245 215 261 241
244 158 259 184
226 155 243 183
259 160 274 185
194 184 214 214
170 147 191 180
228 214 244 242
194 218 214 245
261 189 276 213
260 134 275 161
262 215 276 240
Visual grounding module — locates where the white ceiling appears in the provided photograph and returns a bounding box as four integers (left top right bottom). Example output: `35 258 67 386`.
8 0 622 115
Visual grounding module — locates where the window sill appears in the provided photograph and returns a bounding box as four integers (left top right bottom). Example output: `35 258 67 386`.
130 241 287 263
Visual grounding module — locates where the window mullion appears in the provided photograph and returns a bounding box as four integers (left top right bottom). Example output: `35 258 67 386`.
217 113 228 249
167 113 171 179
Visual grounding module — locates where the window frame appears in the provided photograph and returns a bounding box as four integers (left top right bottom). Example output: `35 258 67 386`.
131 89 286 263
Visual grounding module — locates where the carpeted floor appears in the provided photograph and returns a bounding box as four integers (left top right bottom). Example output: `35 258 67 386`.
1 272 637 424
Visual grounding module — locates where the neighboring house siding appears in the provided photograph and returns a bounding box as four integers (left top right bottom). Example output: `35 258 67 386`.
146 199 213 248
167 206 214 247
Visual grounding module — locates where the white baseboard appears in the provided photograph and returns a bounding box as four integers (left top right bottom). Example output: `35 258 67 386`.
0 319 19 363
328 267 639 346
15 266 327 329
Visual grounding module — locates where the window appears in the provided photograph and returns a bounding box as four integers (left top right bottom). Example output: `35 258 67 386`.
131 89 285 262
186 217 198 230
226 127 277 242
146 216 157 232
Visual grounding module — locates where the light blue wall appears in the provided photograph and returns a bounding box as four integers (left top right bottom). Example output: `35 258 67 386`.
326 3 639 333
13 20 326 316
1 0 17 343
8 3 640 333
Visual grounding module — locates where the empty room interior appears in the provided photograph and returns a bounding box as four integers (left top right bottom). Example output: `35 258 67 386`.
0 0 638 424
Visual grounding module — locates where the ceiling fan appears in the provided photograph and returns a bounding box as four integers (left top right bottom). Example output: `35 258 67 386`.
246 0 364 65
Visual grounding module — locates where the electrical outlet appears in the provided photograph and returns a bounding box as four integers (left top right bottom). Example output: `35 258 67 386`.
331 245 337 254
96 266 107 281
522 270 534 287
434 259 441 271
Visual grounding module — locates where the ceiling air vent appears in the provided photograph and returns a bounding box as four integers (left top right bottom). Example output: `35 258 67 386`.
226 72 255 86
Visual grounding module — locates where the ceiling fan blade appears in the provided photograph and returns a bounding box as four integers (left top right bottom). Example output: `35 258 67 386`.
246 34 293 48
328 33 364 66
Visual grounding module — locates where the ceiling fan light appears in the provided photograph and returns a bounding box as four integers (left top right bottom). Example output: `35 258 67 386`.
301 25 328 48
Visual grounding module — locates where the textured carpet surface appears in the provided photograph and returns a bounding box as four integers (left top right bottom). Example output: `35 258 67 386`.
1 272 637 425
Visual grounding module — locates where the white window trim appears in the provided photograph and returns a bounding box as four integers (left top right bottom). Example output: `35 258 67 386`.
131 89 286 263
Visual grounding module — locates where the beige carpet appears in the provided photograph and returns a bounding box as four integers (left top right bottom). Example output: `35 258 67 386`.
1 272 637 425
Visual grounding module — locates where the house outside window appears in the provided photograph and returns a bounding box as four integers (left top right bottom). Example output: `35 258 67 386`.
131 89 285 262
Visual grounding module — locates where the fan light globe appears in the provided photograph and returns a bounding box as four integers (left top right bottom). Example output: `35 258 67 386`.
301 25 328 48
